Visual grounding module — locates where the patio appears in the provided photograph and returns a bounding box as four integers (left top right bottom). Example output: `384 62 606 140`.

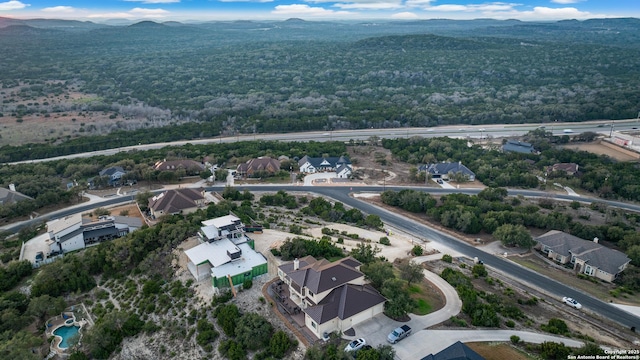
268 280 318 344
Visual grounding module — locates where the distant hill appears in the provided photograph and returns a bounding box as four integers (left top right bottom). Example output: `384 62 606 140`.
0 17 105 30
129 21 167 28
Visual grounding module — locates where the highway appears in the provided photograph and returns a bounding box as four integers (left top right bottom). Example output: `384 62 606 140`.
8 184 640 332
7 118 640 165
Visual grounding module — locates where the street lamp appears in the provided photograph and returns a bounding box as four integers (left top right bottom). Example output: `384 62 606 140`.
610 121 615 138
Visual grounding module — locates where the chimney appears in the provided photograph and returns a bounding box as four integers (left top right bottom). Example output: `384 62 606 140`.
8 184 16 192
294 258 299 270
593 237 599 244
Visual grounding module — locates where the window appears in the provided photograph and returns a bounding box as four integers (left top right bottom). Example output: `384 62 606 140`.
311 321 317 329
584 265 594 276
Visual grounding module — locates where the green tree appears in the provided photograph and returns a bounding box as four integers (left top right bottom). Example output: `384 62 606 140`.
27 295 66 327
361 260 395 290
350 243 381 265
269 330 295 359
235 313 274 351
364 214 383 229
215 304 241 337
538 341 571 360
493 224 535 248
381 278 414 320
398 260 424 286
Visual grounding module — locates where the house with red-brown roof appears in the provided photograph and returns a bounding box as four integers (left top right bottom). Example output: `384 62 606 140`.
153 159 205 175
277 256 386 339
236 156 280 178
148 188 207 218
547 163 579 176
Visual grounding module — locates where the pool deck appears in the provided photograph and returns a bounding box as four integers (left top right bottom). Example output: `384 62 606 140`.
45 309 89 356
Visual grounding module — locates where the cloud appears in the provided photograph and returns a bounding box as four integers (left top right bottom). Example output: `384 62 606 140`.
522 6 594 19
42 6 76 13
391 11 419 19
551 0 583 4
417 2 518 12
0 1 29 11
334 2 403 10
87 7 170 19
129 7 170 17
123 0 180 3
218 0 273 3
87 12 132 19
271 4 352 17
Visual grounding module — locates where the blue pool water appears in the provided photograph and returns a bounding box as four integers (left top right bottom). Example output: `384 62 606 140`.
53 325 80 349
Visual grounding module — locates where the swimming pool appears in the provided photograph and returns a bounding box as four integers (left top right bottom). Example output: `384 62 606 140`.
53 325 80 349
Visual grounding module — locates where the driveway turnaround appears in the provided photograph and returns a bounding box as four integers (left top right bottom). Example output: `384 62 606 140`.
395 329 584 359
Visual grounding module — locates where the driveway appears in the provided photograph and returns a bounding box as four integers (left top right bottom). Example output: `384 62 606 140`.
303 172 336 186
395 330 584 359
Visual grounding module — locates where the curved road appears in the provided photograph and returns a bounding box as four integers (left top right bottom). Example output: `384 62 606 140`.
5 185 640 332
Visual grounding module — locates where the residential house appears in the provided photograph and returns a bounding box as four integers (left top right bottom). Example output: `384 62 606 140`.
420 341 485 360
148 188 207 218
99 166 127 186
184 215 268 291
46 213 142 254
419 162 476 181
535 230 631 282
236 156 281 178
153 159 205 175
277 256 386 339
547 163 579 176
298 155 352 178
0 184 32 205
502 140 536 154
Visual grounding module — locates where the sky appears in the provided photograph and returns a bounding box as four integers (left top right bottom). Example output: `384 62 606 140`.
0 0 638 22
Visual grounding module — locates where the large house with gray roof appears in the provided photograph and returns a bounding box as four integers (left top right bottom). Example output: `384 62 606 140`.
298 155 352 178
148 188 207 218
535 230 631 282
277 256 386 339
419 162 475 181
0 184 32 205
502 139 536 154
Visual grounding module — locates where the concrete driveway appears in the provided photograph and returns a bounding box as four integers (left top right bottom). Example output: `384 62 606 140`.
303 172 336 186
395 330 584 359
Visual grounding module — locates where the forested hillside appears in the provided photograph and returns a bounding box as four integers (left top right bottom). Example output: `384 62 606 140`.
1 18 640 161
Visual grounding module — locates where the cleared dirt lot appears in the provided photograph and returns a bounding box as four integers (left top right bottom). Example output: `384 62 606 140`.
559 141 639 161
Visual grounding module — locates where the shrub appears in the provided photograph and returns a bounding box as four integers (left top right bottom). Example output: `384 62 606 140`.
541 318 569 335
379 237 391 245
441 254 453 263
242 279 253 290
510 335 520 344
411 245 423 256
471 264 488 278
506 320 515 328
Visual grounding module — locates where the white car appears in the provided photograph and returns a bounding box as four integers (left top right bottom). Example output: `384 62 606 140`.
344 338 366 352
562 297 582 309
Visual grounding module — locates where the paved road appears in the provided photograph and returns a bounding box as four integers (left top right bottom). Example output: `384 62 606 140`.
4 184 640 333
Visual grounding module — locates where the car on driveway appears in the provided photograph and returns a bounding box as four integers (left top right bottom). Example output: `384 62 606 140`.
344 338 366 352
562 297 582 309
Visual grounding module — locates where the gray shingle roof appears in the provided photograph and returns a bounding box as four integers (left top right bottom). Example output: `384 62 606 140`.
303 283 386 325
148 188 204 214
536 230 631 275
298 155 351 169
502 140 535 154
285 257 363 294
418 162 475 178
0 187 33 205
99 166 125 177
421 341 485 360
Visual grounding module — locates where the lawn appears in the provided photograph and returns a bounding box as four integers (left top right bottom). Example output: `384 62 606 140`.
407 281 441 315
466 342 535 360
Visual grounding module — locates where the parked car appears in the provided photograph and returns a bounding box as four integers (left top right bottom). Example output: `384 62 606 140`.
562 297 582 309
344 338 366 352
387 325 412 344
35 251 44 262
437 179 444 184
